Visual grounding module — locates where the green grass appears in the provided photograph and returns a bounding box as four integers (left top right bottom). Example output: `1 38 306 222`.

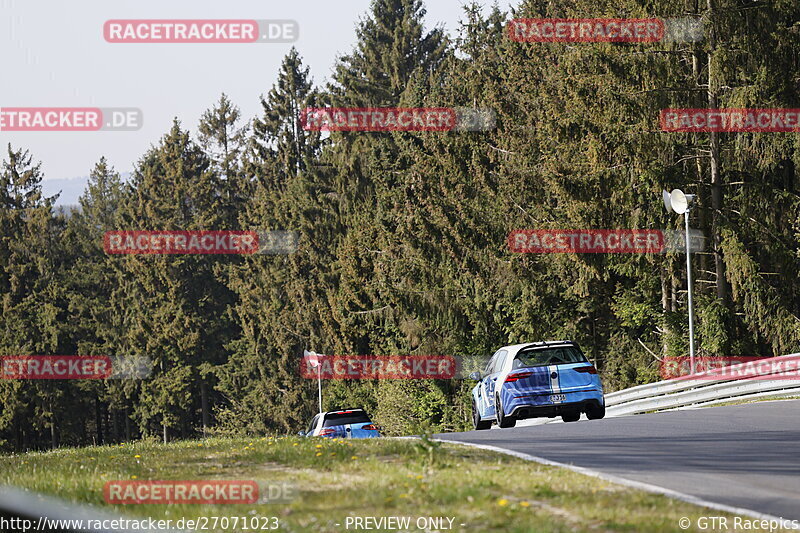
0 435 744 532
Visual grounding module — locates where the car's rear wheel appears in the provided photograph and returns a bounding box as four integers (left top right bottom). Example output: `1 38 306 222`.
495 394 516 428
561 411 580 423
585 403 606 420
472 400 491 430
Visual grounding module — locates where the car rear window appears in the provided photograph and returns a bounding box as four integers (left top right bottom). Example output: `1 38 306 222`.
513 346 588 369
322 411 372 427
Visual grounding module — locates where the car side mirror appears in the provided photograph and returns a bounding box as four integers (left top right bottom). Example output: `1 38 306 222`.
468 371 482 381
297 431 305 437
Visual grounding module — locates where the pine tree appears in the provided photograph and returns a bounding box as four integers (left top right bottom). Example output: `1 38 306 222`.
61 159 129 444
219 49 327 432
112 121 236 441
0 145 65 448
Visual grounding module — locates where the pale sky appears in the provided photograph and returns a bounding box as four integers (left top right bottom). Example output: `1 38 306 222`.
0 0 513 204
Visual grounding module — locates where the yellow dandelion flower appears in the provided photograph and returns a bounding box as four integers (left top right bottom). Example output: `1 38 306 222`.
415 475 423 480
293 443 299 446
133 455 141 459
351 455 358 460
519 501 530 507
315 452 322 456
131 475 138 480
497 499 509 506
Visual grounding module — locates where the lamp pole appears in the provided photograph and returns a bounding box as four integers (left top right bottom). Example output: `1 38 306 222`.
663 189 697 375
317 363 322 414
684 209 696 375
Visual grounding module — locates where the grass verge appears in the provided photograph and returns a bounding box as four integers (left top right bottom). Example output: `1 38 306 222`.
0 435 741 532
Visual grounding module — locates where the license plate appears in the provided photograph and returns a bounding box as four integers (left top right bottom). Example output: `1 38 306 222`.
549 394 566 403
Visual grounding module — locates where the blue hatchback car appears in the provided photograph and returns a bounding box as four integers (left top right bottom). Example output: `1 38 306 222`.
470 341 605 429
300 409 381 439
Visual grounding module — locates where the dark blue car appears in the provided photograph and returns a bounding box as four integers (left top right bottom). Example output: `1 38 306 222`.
300 409 381 438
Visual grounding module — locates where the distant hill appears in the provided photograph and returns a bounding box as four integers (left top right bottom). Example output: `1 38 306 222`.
42 173 131 206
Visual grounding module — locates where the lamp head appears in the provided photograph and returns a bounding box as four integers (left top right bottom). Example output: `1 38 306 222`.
670 189 695 215
662 190 673 213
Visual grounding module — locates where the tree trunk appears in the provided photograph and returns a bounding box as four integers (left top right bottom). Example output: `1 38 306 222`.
14 417 22 451
49 401 57 449
671 272 679 313
706 0 731 305
201 380 210 438
660 264 672 356
94 396 104 445
112 409 119 444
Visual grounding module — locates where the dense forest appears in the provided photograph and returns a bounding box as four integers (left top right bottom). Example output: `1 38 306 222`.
1 0 798 451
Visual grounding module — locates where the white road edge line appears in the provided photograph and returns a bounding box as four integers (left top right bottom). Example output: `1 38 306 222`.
431 438 789 523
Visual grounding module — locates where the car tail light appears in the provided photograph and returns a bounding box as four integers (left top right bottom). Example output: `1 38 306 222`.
319 428 336 436
574 366 598 374
505 371 533 382
361 424 379 431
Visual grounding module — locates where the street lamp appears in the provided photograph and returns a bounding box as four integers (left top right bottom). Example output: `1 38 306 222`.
663 189 697 374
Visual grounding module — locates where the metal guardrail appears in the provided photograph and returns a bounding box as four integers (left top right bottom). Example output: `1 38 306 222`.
605 353 800 416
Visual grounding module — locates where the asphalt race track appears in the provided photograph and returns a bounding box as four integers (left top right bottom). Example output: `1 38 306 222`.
436 400 800 520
